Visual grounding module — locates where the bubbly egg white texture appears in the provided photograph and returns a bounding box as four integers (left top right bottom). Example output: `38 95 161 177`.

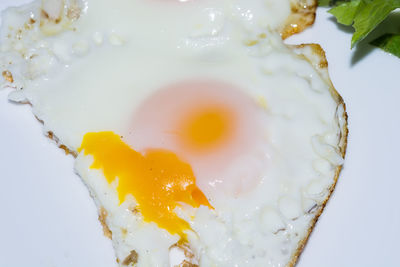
0 0 345 267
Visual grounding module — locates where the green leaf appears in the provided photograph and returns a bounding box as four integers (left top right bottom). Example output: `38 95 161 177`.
318 0 350 6
351 0 400 48
318 0 330 6
318 0 333 6
370 33 400 58
328 0 364 25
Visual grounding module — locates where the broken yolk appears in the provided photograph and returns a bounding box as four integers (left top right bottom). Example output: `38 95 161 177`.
78 131 213 239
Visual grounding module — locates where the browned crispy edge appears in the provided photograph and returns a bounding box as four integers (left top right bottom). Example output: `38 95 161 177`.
99 207 113 239
286 43 349 267
45 131 117 242
283 6 349 265
281 0 318 39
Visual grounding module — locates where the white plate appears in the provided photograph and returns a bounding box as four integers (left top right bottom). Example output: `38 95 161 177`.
1 1 399 266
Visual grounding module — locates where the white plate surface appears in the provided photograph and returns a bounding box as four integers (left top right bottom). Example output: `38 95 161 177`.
1 1 399 267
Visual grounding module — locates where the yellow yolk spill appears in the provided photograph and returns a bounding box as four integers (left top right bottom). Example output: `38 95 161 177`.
180 106 235 151
78 131 213 239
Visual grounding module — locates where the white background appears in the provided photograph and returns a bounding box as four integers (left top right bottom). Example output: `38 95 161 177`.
1 1 399 266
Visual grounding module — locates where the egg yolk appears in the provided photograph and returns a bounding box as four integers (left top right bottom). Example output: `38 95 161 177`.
78 131 213 239
179 106 235 152
127 80 266 197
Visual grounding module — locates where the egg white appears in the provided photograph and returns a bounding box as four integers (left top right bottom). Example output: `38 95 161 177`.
0 1 345 266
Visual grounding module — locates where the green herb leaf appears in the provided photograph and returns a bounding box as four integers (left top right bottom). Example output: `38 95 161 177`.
351 0 400 48
318 0 349 6
318 0 400 58
370 33 400 58
328 0 364 25
318 0 332 6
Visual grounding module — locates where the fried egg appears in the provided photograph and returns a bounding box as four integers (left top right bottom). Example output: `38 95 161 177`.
0 0 347 266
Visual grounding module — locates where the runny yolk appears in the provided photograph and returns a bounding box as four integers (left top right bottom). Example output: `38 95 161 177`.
78 131 213 239
179 106 235 152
